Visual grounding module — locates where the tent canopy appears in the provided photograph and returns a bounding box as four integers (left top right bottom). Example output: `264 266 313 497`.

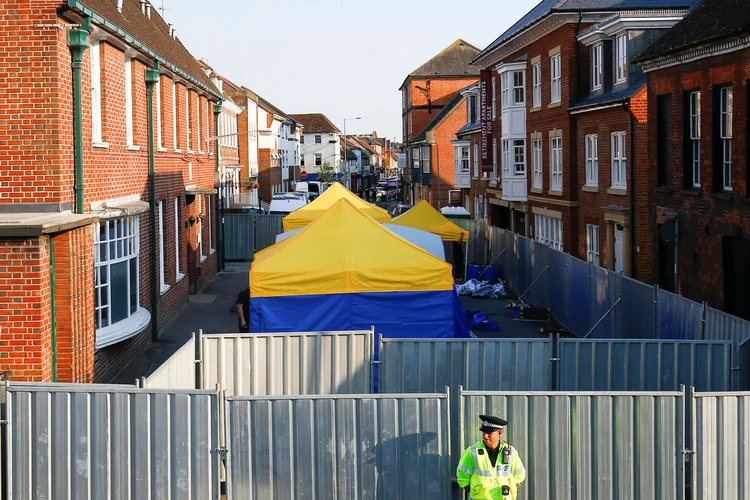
275 223 446 260
282 182 391 231
252 197 453 298
391 200 470 242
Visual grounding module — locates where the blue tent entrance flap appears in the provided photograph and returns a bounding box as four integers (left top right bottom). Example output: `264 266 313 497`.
250 290 456 339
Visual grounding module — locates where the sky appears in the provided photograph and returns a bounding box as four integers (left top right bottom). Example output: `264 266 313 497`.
163 0 534 142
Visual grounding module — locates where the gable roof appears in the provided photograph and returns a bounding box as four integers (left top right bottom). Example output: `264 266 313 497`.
400 39 480 89
288 113 341 133
473 0 697 64
70 0 219 96
258 96 292 122
636 0 749 61
411 91 465 143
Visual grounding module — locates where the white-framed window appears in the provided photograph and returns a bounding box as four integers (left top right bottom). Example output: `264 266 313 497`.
492 139 498 180
551 54 561 103
532 138 542 189
473 144 479 177
94 217 141 331
616 34 628 84
491 76 497 119
207 195 214 253
690 91 701 187
586 224 600 266
512 71 525 105
720 87 733 191
513 140 526 176
157 201 169 293
585 134 598 186
315 153 322 166
172 81 178 149
402 88 407 110
156 75 162 149
615 224 624 274
315 135 321 144
611 132 627 188
125 56 134 146
591 43 602 91
198 196 206 262
550 136 562 191
534 214 563 251
501 72 509 109
174 197 183 280
90 39 103 144
502 140 511 177
300 135 305 144
532 62 542 108
186 90 192 151
421 146 431 174
196 98 202 152
461 146 469 172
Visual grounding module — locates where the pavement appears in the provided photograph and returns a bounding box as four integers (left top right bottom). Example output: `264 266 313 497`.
110 262 251 384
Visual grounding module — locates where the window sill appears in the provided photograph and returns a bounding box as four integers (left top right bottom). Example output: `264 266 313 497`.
607 187 627 196
530 106 541 113
472 176 479 180
160 283 171 295
489 181 497 188
198 151 205 155
200 255 208 263
92 142 110 149
176 272 186 282
530 187 543 194
548 189 563 197
548 101 562 109
187 150 195 155
711 192 733 201
174 149 184 153
681 188 701 197
582 185 599 193
95 307 151 350
126 145 141 152
157 147 168 153
655 186 674 193
210 248 216 255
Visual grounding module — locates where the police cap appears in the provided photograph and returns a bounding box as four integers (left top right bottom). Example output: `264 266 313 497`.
479 414 507 433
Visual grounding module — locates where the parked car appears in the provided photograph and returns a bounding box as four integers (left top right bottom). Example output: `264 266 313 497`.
295 181 328 201
269 192 308 215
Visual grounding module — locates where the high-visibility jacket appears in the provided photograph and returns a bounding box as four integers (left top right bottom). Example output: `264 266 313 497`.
456 440 526 500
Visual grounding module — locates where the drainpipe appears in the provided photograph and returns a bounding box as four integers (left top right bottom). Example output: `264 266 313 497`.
145 63 160 341
67 17 91 214
49 237 57 382
628 100 637 278
213 103 223 272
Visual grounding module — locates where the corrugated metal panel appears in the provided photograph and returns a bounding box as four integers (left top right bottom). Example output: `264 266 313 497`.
617 274 658 340
525 240 551 309
201 330 373 397
460 389 684 500
559 339 732 392
589 265 618 338
226 393 452 500
740 340 750 391
7 383 220 500
141 335 196 389
704 306 750 344
223 213 254 260
252 214 284 252
657 289 703 340
693 392 750 499
380 338 551 393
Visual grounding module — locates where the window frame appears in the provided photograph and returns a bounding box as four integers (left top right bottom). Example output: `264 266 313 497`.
532 138 543 189
421 146 431 174
172 81 178 149
174 197 183 280
550 136 562 191
690 91 701 187
720 87 733 191
314 153 322 167
611 132 627 188
491 76 497 119
314 134 322 144
473 143 479 177
512 70 525 106
513 139 526 176
532 63 542 108
534 214 563 251
585 134 598 187
157 200 169 293
461 146 470 172
586 224 600 266
550 54 561 103
591 43 603 91
492 138 498 180
125 55 134 146
501 72 509 109
502 140 511 178
90 39 103 144
615 34 628 84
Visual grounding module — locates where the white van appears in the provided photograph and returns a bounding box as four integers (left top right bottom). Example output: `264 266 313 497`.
295 181 328 201
268 192 308 215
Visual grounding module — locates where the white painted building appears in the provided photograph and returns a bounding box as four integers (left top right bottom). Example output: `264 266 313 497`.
288 113 342 182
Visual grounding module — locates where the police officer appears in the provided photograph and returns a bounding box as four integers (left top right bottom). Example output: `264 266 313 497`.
456 415 526 499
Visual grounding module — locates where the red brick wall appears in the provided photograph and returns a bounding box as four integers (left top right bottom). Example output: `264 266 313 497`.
0 238 52 381
647 48 750 310
429 99 469 208
403 76 478 142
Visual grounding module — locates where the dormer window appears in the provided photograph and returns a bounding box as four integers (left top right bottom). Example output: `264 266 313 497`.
615 34 628 84
592 43 603 91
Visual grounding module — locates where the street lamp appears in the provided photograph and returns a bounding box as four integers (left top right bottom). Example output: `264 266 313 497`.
343 117 361 189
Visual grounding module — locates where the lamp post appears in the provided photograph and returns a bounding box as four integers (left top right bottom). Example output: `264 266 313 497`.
343 116 361 189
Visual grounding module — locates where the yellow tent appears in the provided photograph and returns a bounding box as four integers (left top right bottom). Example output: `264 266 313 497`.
252 197 452 298
391 200 470 243
282 182 392 231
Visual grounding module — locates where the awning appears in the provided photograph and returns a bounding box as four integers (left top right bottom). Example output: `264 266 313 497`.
185 186 218 195
0 212 99 237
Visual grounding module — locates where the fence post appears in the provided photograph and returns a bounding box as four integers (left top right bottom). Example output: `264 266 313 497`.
550 333 559 391
654 285 660 338
684 385 695 496
195 330 203 390
700 301 707 340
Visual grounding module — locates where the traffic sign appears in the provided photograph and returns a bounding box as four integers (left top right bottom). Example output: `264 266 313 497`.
300 171 308 180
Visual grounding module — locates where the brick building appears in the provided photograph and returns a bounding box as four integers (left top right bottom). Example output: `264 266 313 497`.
400 39 480 205
257 98 300 203
638 0 750 319
223 81 261 207
0 0 221 382
468 0 693 267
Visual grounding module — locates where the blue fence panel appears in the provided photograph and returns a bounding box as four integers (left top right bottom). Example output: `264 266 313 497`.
617 274 658 339
704 306 750 344
223 213 254 260
589 264 622 339
516 237 532 297
566 258 592 337
548 250 571 331
526 241 551 310
558 339 732 392
656 289 703 340
505 233 520 293
740 339 750 391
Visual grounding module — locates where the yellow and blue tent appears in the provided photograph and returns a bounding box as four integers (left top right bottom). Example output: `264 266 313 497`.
251 197 467 338
282 182 391 231
391 200 470 242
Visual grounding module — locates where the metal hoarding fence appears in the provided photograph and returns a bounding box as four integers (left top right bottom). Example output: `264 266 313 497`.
223 212 255 260
6 383 220 500
252 214 284 252
139 334 196 390
225 392 452 500
656 289 704 340
459 388 685 500
558 339 733 392
201 329 374 396
692 392 750 499
704 306 750 344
